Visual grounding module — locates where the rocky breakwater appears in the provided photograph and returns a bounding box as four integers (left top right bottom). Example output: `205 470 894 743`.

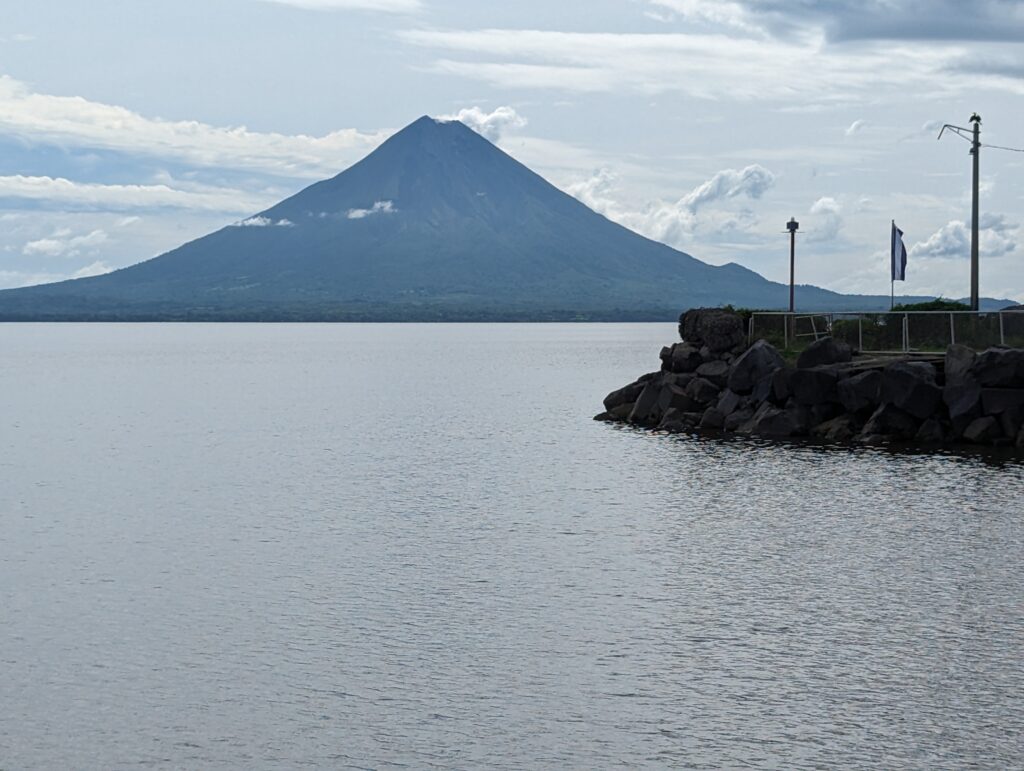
595 308 1024 448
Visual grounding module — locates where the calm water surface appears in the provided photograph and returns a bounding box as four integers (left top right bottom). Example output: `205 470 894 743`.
2 323 1022 769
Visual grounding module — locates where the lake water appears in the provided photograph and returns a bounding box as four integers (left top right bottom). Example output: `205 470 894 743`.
2 323 1022 769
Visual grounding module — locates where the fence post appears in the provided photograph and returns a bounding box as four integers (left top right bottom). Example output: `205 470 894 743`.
858 316 863 351
950 312 955 346
784 314 789 351
903 313 909 352
1000 312 1005 346
748 315 754 345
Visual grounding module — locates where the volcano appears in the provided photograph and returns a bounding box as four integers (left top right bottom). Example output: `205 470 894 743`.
0 116 926 320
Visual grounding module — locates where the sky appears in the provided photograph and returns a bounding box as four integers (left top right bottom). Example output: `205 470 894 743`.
1 0 1023 301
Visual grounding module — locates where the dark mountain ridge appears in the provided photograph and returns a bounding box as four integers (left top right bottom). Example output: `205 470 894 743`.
0 116 992 320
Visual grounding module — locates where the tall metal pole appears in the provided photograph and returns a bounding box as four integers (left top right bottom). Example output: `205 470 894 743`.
787 217 799 313
970 114 981 311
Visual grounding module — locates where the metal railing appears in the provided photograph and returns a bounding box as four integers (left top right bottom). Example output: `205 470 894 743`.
748 310 1024 353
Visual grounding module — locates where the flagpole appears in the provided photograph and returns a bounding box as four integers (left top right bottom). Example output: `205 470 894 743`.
891 279 894 311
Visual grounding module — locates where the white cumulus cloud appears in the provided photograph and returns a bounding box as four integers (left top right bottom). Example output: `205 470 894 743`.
23 228 107 257
808 196 843 241
910 213 1018 259
438 106 527 142
347 200 395 219
233 216 295 227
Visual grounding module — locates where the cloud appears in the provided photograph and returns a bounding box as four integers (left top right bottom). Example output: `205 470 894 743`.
845 119 868 136
23 228 107 257
680 164 775 212
257 0 421 10
347 200 395 219
439 106 527 142
72 260 114 278
232 215 295 227
808 196 843 241
0 75 389 178
910 213 1018 259
0 174 273 213
400 28 986 101
648 0 1024 43
566 163 775 249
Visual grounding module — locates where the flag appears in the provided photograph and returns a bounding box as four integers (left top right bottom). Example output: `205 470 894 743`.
891 220 907 282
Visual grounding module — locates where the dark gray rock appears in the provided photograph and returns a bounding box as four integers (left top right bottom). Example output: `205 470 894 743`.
944 377 982 421
627 378 666 426
739 402 808 437
790 367 840 405
1017 425 1024 449
861 403 920 440
665 372 695 389
915 417 947 444
999 407 1023 440
724 407 754 432
685 376 721 405
771 368 792 404
593 411 614 421
751 373 774 404
665 343 703 374
881 361 941 420
727 339 785 394
716 389 745 417
945 344 977 386
678 308 746 352
796 337 852 369
657 383 701 415
837 370 881 413
699 407 726 429
962 416 1002 444
603 380 646 412
981 388 1024 415
810 402 842 426
812 414 857 442
607 402 635 420
971 347 1024 388
696 359 730 388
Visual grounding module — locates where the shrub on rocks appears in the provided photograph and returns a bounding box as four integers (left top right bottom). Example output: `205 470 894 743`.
678 308 745 352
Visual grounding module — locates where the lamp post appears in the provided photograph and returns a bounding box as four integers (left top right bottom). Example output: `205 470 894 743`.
786 217 799 313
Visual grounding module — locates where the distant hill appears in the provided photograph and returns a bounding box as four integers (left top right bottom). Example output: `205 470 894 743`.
0 116 1003 320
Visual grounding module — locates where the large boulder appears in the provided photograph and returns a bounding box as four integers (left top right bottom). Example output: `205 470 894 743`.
665 343 703 374
696 359 730 388
603 380 647 412
685 376 721 405
981 388 1024 416
945 344 977 386
796 337 852 369
971 348 1024 388
727 340 785 394
699 407 726 429
812 414 858 442
657 383 702 415
790 366 841 405
881 361 942 420
962 416 1002 444
627 377 667 426
860 403 920 440
944 377 982 422
715 389 745 417
739 402 809 437
837 370 882 413
678 308 745 352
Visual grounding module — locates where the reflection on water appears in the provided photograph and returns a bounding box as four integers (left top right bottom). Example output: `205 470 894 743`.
1 323 1022 769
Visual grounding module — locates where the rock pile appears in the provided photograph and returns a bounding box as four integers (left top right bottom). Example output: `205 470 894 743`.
595 308 1024 448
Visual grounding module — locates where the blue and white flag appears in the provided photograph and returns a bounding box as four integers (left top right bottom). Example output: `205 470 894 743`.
891 220 907 282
